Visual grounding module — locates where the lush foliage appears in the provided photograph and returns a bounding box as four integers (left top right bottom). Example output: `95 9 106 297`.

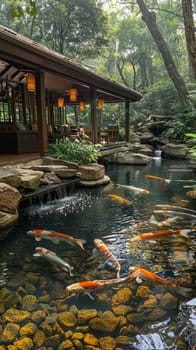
48 140 102 165
185 133 196 160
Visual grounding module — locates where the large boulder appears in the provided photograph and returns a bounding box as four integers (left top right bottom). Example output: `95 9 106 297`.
0 183 21 214
30 165 79 179
108 152 151 165
0 210 19 230
162 143 188 159
15 169 44 190
0 167 21 188
78 164 105 180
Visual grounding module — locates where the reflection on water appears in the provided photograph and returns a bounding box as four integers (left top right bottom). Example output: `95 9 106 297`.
0 158 195 349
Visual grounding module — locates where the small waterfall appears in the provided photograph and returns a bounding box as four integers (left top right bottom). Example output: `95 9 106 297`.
154 149 162 158
20 178 80 208
153 148 162 166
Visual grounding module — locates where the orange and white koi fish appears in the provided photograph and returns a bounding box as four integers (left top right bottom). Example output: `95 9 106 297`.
107 194 132 205
33 247 74 275
66 275 131 299
116 183 150 195
154 209 196 221
27 229 86 250
129 266 178 288
149 215 181 227
133 215 180 229
93 239 121 278
129 266 191 296
130 228 191 242
144 174 171 184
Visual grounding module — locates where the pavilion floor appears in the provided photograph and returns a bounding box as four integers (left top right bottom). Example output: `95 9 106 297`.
0 153 41 166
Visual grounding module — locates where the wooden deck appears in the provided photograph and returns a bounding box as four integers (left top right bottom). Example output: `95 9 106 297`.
0 153 41 166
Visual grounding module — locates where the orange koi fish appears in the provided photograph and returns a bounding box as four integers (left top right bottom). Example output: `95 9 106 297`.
144 174 171 184
33 247 74 275
93 239 121 278
27 229 86 250
107 194 132 205
66 275 131 299
130 228 191 242
129 267 191 296
129 266 178 288
116 183 150 194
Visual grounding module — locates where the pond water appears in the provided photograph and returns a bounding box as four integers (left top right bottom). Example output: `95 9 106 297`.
0 155 196 349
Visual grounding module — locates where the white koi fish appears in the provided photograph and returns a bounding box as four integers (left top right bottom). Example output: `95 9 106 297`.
66 275 131 299
154 210 196 221
33 247 74 276
27 229 86 250
116 183 150 194
93 238 121 278
155 204 196 215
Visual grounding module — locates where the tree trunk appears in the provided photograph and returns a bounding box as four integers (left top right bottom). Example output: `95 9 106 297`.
136 0 189 105
182 0 196 80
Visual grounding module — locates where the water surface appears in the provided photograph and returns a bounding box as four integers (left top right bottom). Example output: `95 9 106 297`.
0 156 195 349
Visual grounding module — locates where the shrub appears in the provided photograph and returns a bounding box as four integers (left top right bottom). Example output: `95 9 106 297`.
48 140 102 165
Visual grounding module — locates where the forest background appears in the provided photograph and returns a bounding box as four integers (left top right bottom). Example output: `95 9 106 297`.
1 0 196 142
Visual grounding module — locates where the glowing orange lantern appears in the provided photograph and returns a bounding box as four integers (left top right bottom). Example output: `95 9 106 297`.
97 99 104 109
69 88 77 102
79 101 85 111
58 97 65 108
26 73 36 91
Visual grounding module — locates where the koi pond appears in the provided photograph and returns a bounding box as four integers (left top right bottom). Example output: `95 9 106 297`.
0 156 195 350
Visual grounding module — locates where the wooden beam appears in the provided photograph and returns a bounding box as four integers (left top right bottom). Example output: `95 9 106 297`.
125 100 130 143
90 87 97 144
35 71 47 156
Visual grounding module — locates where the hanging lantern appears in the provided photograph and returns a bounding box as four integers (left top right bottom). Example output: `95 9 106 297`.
26 73 36 91
97 99 104 109
79 101 85 111
69 88 77 102
58 97 65 108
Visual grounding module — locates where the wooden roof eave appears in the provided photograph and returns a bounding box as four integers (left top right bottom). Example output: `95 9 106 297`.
0 25 142 103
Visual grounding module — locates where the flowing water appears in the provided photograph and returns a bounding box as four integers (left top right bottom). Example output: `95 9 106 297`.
0 156 196 349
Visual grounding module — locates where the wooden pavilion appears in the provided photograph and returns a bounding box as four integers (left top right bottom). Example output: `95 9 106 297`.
0 25 142 156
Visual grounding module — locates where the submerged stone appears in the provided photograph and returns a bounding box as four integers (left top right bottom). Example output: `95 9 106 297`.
57 311 77 328
112 287 132 304
33 330 45 347
3 308 30 323
13 337 34 350
89 316 119 333
77 308 97 324
83 333 99 346
1 322 20 344
159 292 178 309
99 336 116 350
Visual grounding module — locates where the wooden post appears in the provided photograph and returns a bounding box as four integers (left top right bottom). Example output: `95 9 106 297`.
90 87 97 143
125 100 130 143
35 71 48 156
